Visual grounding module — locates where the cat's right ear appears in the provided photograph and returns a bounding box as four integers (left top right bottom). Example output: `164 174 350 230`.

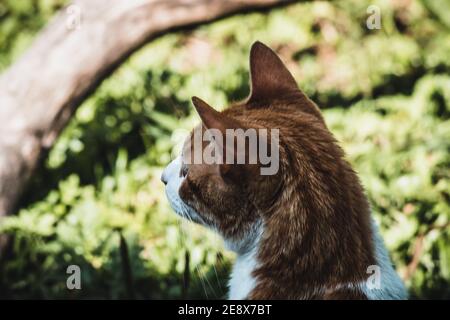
246 41 325 121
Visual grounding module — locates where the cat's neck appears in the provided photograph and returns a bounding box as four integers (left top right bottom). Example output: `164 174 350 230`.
228 217 372 300
227 145 378 299
228 188 375 299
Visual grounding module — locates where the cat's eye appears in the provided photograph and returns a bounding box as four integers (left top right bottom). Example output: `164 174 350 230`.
180 164 188 178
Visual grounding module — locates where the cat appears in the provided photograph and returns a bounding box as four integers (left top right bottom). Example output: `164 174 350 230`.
161 41 407 300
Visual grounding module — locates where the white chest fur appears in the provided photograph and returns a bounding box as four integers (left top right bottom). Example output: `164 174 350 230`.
228 246 258 300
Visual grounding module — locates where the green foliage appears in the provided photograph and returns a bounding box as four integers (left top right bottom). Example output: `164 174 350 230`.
0 0 67 70
0 0 449 299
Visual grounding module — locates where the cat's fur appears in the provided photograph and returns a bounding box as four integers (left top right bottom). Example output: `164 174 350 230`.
161 41 407 299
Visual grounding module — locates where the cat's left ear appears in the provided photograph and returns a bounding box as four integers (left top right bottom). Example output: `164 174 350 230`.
247 41 300 104
191 96 248 178
191 96 240 134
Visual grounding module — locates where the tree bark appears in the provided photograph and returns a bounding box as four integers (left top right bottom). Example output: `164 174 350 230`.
0 0 294 221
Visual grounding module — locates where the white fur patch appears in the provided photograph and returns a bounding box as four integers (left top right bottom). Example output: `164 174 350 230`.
228 245 259 300
226 222 263 300
162 156 204 224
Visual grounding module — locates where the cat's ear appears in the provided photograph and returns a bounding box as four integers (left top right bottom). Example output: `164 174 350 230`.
191 96 239 133
191 96 243 177
247 41 300 104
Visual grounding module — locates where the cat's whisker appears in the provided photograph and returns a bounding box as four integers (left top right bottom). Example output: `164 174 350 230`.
179 206 216 299
209 231 225 297
194 264 209 300
205 275 217 299
211 262 222 298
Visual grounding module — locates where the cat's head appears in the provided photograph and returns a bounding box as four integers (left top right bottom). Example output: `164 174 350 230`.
161 41 322 252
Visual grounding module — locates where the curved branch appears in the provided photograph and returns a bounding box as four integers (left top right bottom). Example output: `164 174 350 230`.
0 0 295 220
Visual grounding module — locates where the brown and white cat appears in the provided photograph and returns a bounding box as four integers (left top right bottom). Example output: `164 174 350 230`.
161 41 407 300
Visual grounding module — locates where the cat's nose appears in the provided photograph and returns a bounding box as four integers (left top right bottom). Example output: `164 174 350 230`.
161 157 180 185
161 170 168 185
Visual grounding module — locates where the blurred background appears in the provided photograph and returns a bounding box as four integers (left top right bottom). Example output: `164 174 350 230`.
0 0 449 299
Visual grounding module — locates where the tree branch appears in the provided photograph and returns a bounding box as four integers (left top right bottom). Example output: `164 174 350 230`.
0 0 295 221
